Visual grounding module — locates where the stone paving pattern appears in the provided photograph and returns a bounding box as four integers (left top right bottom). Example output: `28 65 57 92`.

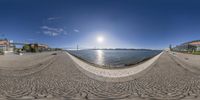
0 51 200 100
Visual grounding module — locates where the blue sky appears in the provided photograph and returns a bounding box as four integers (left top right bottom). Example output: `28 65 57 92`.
0 0 200 49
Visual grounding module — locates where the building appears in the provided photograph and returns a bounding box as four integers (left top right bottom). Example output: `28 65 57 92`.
173 40 200 52
38 44 49 50
188 40 200 51
0 39 9 51
0 39 14 53
0 38 49 53
30 43 49 52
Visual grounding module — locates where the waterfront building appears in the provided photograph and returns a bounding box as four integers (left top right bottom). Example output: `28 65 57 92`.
30 43 49 52
38 44 49 50
1 38 49 53
173 40 200 52
0 39 9 51
189 40 200 51
0 39 14 53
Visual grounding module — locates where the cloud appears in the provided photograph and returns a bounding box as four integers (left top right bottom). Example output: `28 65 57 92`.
41 26 66 36
74 29 79 32
42 26 64 33
47 17 61 21
43 31 59 36
9 40 13 43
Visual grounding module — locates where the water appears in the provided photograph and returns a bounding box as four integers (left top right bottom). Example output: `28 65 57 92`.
68 49 162 68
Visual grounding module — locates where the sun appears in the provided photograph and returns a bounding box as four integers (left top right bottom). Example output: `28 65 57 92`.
97 36 104 43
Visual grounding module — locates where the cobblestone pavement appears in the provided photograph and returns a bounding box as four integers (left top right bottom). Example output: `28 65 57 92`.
0 51 200 100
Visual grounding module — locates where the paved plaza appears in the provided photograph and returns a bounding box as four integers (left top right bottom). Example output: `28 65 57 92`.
0 51 200 100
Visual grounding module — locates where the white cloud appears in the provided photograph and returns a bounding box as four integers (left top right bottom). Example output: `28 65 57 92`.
9 40 13 43
43 31 59 36
42 26 64 33
74 29 79 32
47 17 61 21
41 25 66 36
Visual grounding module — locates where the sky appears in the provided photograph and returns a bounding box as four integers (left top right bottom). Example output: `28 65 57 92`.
0 0 200 49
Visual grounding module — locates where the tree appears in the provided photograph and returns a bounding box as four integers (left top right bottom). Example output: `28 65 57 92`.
23 44 31 52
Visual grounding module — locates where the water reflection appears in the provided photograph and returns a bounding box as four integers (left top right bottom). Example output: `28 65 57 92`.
96 50 104 65
69 50 162 67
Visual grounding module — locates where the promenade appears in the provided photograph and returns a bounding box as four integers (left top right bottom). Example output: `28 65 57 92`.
67 51 163 82
0 51 200 100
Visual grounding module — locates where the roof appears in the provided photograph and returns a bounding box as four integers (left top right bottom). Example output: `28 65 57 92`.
181 40 200 45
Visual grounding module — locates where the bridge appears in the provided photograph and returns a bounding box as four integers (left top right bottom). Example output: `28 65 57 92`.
10 42 29 46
